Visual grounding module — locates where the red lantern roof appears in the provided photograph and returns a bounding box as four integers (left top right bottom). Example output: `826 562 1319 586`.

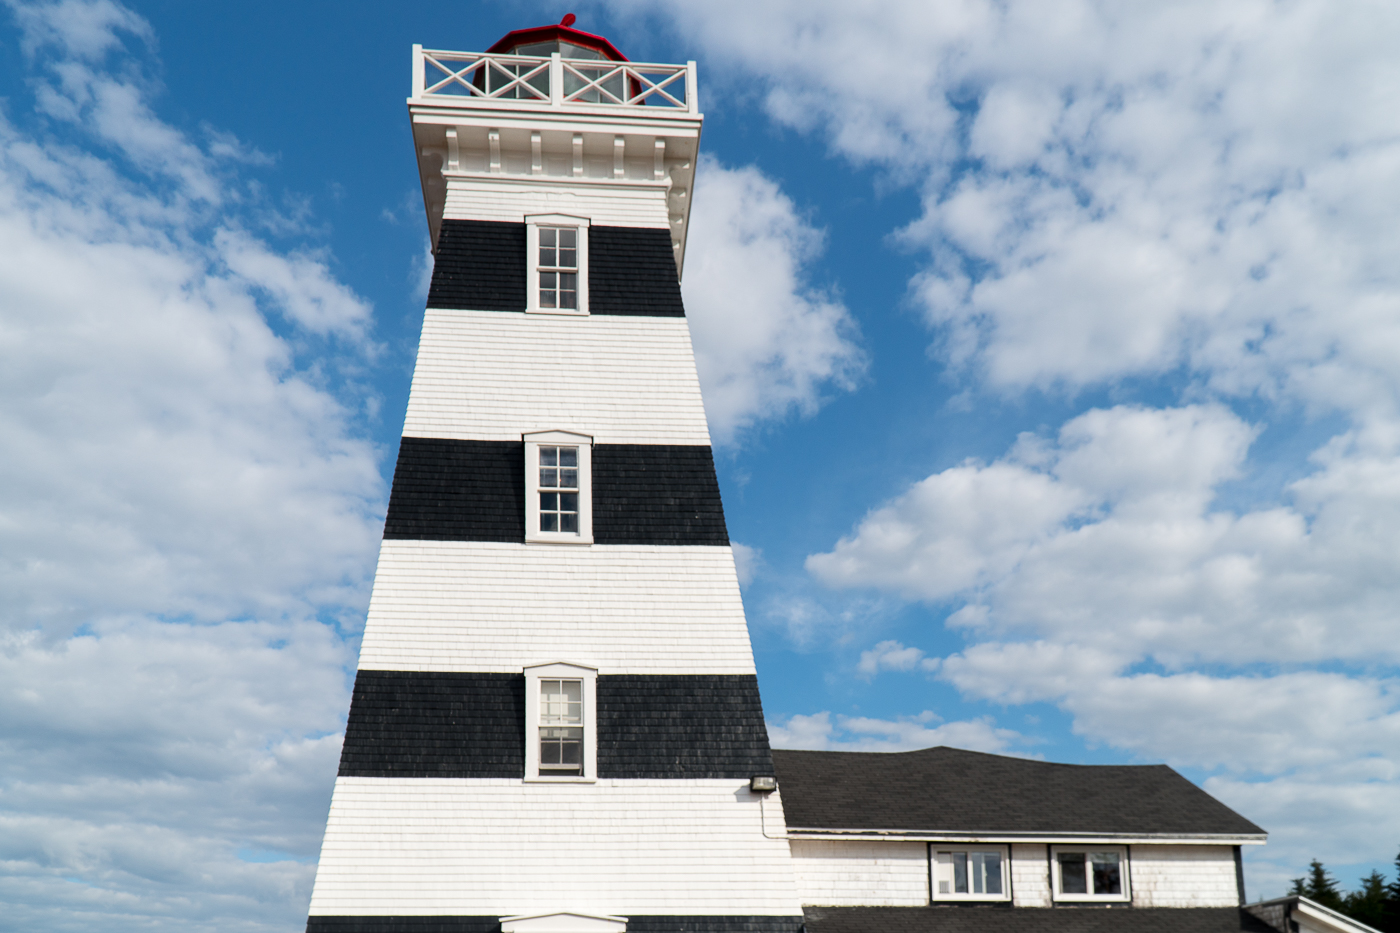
486 15 629 63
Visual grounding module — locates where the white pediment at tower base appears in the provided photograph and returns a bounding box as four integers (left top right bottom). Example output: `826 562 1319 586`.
499 911 629 933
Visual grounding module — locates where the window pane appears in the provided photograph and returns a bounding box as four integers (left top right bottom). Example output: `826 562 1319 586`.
560 493 578 511
1059 853 1088 894
541 447 558 466
560 468 577 487
559 448 577 467
540 246 554 267
1091 853 1122 895
561 513 578 533
560 272 577 290
559 248 576 268
541 228 557 247
541 513 558 532
935 852 951 894
541 492 557 510
560 290 577 310
953 852 967 894
541 271 556 289
979 852 1002 895
541 468 558 487
560 228 576 248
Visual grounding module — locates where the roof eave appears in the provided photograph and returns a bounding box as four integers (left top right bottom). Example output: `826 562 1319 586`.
785 828 1269 845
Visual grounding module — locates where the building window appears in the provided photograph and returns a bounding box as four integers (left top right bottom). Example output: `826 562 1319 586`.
526 214 589 315
931 847 1009 902
523 662 597 783
1051 846 1131 902
524 430 592 545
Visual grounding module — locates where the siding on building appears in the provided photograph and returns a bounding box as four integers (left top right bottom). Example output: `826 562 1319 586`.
788 840 929 908
1009 844 1053 908
1130 845 1241 908
356 542 755 675
402 310 710 446
444 176 671 229
309 780 802 917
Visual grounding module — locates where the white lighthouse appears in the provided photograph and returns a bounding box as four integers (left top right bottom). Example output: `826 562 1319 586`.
304 18 806 933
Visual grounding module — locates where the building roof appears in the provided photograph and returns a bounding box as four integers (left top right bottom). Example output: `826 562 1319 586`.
486 22 628 62
772 746 1265 837
803 906 1276 933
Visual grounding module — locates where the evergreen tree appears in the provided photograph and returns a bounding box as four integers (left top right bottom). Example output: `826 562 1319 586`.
1381 848 1400 933
1344 871 1388 930
1303 859 1345 912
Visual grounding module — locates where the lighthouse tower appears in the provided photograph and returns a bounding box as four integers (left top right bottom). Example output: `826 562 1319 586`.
305 20 805 933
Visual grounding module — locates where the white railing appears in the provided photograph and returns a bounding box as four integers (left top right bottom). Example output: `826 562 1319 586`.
412 46 698 114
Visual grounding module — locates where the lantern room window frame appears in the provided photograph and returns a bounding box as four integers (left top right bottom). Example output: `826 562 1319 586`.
526 214 590 315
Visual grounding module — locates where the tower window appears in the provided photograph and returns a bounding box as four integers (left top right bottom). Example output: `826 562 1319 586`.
523 430 593 544
537 227 578 310
538 678 583 775
538 445 579 533
526 214 590 314
523 662 597 783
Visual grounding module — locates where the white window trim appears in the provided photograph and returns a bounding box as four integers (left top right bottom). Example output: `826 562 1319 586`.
523 662 597 784
930 845 1011 902
524 430 593 545
1050 844 1131 903
526 213 590 315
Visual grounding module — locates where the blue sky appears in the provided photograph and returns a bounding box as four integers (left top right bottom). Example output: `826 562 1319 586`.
2 0 1399 929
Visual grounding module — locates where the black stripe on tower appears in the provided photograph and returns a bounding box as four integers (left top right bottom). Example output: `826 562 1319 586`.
338 672 774 779
425 220 686 316
307 919 805 933
382 438 729 546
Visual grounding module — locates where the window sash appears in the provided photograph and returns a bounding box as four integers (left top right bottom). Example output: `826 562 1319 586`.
934 849 1006 899
1053 848 1128 899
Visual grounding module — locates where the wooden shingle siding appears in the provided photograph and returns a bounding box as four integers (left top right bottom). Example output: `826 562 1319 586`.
426 221 528 313
337 673 772 779
403 310 710 446
1009 844 1051 907
383 439 524 542
788 840 930 907
308 780 804 916
307 918 805 933
1130 846 1241 908
595 675 772 778
443 177 670 230
357 542 756 675
382 440 728 546
592 444 727 545
337 672 524 778
588 226 685 316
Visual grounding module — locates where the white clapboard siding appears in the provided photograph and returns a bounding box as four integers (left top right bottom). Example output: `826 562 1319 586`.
1130 845 1240 908
309 779 803 917
444 176 671 228
404 311 710 445
788 840 929 907
359 542 756 674
1010 843 1052 907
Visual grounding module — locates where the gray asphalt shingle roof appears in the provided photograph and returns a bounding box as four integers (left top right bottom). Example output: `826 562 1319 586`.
773 747 1264 837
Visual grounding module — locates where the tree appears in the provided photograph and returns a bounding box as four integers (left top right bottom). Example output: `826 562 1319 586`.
1344 871 1388 930
1302 859 1345 912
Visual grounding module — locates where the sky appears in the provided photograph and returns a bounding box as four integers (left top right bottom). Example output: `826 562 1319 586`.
0 0 1398 929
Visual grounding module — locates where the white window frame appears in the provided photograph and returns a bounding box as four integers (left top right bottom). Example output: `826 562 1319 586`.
1050 845 1131 903
524 430 593 545
526 213 590 315
523 662 597 784
930 845 1011 902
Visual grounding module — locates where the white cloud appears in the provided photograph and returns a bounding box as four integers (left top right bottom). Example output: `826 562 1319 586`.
682 157 865 445
731 541 761 587
768 709 1020 754
856 639 939 677
0 3 381 929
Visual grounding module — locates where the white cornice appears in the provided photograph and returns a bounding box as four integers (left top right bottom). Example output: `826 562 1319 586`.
784 829 1268 845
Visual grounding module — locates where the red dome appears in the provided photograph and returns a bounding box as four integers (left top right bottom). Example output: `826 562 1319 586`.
486 20 628 62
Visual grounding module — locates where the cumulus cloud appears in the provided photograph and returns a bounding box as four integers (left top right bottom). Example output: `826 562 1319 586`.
767 709 1021 754
682 157 865 444
0 2 381 929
